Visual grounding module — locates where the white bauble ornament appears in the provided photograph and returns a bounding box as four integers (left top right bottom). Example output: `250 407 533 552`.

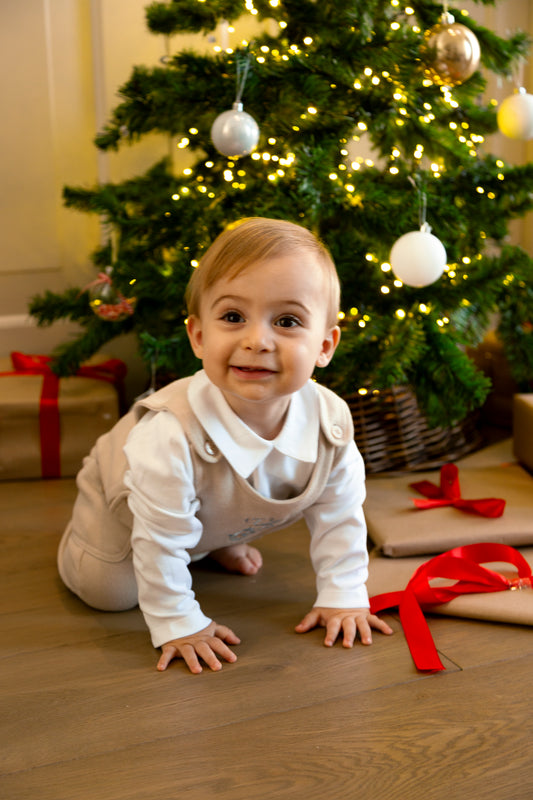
497 88 533 140
422 12 480 86
390 227 447 287
211 101 259 158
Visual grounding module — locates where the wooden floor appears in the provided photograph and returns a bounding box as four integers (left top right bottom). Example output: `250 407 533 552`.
2 476 533 800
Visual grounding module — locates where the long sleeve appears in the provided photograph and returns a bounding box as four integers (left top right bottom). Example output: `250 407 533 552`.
303 440 370 610
124 410 212 647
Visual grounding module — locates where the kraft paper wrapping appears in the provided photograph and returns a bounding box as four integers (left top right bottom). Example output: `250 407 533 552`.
513 393 533 474
0 360 120 480
367 547 533 626
364 439 533 556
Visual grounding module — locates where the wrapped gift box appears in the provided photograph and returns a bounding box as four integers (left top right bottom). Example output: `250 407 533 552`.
0 352 125 480
368 546 533 627
364 439 533 556
513 393 533 474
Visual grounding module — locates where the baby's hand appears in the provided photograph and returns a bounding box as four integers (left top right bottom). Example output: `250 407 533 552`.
157 621 241 673
295 607 393 648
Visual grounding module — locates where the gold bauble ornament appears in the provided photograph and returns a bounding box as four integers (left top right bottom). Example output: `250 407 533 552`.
422 12 481 87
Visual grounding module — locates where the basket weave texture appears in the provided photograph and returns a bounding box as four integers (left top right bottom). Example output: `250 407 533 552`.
345 385 481 474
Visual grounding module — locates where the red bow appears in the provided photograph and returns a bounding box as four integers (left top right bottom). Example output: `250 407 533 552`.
410 463 506 518
10 352 127 383
370 543 532 671
5 352 126 478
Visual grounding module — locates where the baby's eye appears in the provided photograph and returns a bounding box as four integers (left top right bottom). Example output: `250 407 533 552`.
275 315 301 328
221 311 245 324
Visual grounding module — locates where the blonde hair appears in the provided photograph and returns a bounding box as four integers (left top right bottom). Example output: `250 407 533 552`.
185 217 340 328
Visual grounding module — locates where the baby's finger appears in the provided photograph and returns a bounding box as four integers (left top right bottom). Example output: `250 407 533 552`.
214 624 241 645
294 609 320 633
181 644 205 674
194 641 223 672
157 644 178 672
371 615 394 635
341 617 357 648
209 636 238 665
356 616 373 645
324 617 342 647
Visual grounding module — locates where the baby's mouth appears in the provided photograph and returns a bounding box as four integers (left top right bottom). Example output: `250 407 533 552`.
232 365 275 376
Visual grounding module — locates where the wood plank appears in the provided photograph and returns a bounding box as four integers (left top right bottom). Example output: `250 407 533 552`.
0 604 423 774
2 655 532 800
0 479 77 530
2 477 533 800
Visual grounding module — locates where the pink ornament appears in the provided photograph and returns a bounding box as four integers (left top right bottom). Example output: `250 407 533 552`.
86 271 136 322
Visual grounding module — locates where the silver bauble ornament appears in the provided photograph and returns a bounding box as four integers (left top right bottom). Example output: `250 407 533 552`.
422 12 481 87
497 88 533 140
390 226 447 288
211 102 259 158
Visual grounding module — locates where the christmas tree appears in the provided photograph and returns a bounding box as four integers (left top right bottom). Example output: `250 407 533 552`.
30 0 533 430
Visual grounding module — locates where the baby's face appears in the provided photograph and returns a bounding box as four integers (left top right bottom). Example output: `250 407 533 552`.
186 253 340 427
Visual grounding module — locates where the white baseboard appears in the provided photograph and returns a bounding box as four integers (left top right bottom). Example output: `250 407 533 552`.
0 314 36 330
0 315 80 357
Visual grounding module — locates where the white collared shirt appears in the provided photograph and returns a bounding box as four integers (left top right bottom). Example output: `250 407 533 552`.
125 371 369 647
189 370 319 499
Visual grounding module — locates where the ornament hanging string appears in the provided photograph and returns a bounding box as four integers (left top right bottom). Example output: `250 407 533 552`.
81 270 112 294
512 57 526 90
235 54 252 105
408 176 429 233
160 32 172 65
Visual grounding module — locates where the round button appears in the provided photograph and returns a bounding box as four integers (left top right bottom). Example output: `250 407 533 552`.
331 424 343 439
204 440 217 456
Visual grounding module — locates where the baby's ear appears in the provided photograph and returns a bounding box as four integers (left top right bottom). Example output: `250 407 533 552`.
186 315 204 358
316 325 341 368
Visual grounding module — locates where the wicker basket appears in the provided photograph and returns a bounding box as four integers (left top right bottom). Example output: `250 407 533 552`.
345 386 482 474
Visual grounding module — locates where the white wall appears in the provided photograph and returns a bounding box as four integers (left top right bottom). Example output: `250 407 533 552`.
0 0 184 395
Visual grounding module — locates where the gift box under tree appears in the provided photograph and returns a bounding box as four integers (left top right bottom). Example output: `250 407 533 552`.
0 352 126 480
365 437 533 671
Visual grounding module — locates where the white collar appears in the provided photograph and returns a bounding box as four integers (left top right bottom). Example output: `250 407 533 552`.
188 370 319 479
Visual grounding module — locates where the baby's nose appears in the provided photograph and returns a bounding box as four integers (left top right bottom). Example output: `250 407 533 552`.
243 321 274 350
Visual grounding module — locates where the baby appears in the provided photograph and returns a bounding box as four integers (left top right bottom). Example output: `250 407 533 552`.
58 217 392 673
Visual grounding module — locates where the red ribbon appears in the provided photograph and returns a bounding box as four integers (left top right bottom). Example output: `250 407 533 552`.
2 352 126 479
370 542 533 672
81 271 113 292
410 463 506 517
